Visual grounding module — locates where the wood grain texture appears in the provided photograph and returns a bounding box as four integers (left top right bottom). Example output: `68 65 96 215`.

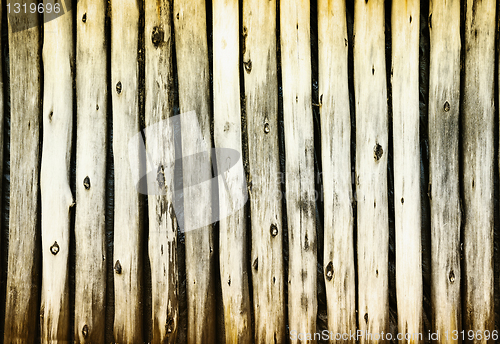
213 1 251 343
318 0 356 341
40 2 74 341
111 0 143 342
353 0 389 342
280 0 317 342
145 0 178 342
428 0 462 341
74 0 108 342
242 0 285 342
3 5 41 343
462 0 496 340
173 0 216 342
391 1 422 342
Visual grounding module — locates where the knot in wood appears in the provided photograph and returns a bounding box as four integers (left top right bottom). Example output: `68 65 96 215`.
243 60 252 73
444 101 450 112
50 241 60 255
83 176 91 190
166 317 174 334
325 261 334 281
151 26 165 47
116 81 122 94
157 165 165 189
373 143 383 161
82 13 87 23
114 260 122 274
449 270 455 283
264 123 270 134
82 324 89 338
270 224 278 237
253 258 258 271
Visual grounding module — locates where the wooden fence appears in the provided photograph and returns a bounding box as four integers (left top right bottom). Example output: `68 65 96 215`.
0 0 499 343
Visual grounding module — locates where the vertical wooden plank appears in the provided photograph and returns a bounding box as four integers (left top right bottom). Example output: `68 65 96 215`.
428 0 462 340
144 0 178 343
353 0 389 342
391 1 422 342
317 0 356 341
462 0 496 340
39 1 74 341
280 0 317 342
3 4 41 343
111 0 143 342
213 1 251 343
242 0 285 342
74 0 108 342
173 0 216 342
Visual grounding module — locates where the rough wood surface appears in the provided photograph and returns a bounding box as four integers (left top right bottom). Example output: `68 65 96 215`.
353 0 389 342
242 0 285 342
74 0 108 342
3 7 41 344
280 0 317 341
111 0 143 342
462 0 496 340
173 0 216 342
144 0 178 342
40 3 74 342
391 1 422 342
428 0 462 340
317 0 356 341
213 1 251 343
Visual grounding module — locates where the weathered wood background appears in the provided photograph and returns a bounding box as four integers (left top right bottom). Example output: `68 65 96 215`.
0 0 500 343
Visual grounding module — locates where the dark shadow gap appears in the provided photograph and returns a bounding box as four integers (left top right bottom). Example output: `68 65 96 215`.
238 0 255 340
68 0 78 342
137 0 151 343
275 0 289 337
418 0 432 340
309 0 328 340
345 0 359 335
384 0 398 340
104 1 115 342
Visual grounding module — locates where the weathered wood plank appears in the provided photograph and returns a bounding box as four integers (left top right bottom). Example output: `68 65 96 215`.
173 0 216 342
280 0 317 342
462 0 496 340
3 5 41 343
39 2 74 341
144 0 178 343
391 1 422 342
74 0 108 342
428 0 462 340
111 0 143 342
317 0 356 341
353 0 389 342
242 0 285 342
213 1 251 343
